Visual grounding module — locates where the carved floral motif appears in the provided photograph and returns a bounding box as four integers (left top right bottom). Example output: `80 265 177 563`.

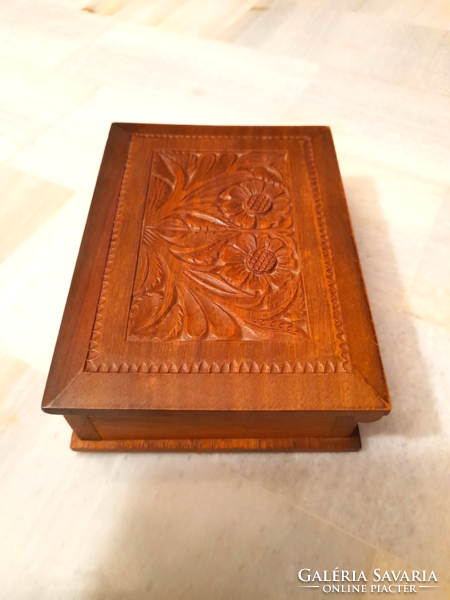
127 151 308 341
220 179 290 229
220 234 297 294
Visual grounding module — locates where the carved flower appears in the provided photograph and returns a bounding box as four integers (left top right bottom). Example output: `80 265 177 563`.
219 234 298 293
220 179 289 229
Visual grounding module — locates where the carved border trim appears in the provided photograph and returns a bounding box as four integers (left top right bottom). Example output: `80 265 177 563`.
85 134 351 374
86 135 136 365
86 359 347 374
136 134 314 140
303 137 351 372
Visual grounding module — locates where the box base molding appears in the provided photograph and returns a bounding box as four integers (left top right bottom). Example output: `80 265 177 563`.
70 427 361 452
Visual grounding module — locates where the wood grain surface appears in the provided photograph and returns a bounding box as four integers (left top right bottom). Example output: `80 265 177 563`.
42 124 390 451
70 428 362 453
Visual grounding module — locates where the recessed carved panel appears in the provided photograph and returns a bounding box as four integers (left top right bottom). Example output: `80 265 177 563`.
127 151 308 341
84 133 351 374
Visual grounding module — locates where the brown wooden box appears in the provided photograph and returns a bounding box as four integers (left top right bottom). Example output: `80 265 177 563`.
42 124 390 452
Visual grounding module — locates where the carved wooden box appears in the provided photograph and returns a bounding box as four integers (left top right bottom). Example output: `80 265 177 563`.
42 124 390 452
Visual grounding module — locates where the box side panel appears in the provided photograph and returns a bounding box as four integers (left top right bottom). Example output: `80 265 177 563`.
84 411 357 441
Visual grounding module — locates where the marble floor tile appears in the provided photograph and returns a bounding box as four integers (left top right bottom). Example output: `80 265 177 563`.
0 352 33 443
419 32 450 105
116 0 194 26
43 0 134 16
357 0 450 31
0 191 90 371
158 0 259 38
0 0 111 69
212 308 450 580
338 155 446 310
0 58 95 161
217 0 293 45
402 194 450 331
227 2 449 95
9 102 119 193
11 26 318 189
357 1 450 93
223 0 366 47
309 12 444 92
9 80 318 194
282 68 450 186
65 22 319 100
0 165 73 265
8 86 201 193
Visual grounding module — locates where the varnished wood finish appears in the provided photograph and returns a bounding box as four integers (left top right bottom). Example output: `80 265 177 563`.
70 428 362 453
42 124 390 452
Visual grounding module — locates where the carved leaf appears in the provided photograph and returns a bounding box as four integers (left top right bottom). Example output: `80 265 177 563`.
169 244 221 267
132 278 175 333
151 153 176 187
182 171 250 205
235 153 286 187
157 153 191 202
148 303 183 340
248 312 307 337
134 250 150 295
258 278 298 313
155 216 187 238
142 250 164 292
196 295 240 340
184 288 207 338
129 291 165 335
188 153 216 186
185 270 250 297
156 213 229 239
129 250 165 332
188 152 237 187
155 214 231 259
156 152 198 185
149 176 172 211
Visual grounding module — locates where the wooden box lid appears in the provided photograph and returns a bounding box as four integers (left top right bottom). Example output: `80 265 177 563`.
42 124 390 419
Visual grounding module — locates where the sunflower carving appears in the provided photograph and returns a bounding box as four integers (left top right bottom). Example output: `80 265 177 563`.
220 234 298 294
127 151 308 341
220 179 290 229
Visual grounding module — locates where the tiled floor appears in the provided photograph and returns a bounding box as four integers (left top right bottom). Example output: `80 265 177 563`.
0 1 449 598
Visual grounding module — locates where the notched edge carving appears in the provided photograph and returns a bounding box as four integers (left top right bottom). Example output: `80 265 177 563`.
303 137 351 372
86 135 137 363
85 359 347 374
